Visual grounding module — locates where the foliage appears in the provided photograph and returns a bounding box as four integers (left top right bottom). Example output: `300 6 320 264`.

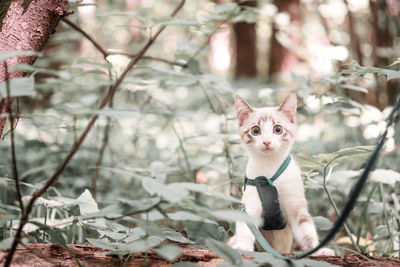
1 0 400 266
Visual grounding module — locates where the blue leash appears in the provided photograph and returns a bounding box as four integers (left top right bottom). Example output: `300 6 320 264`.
241 205 291 260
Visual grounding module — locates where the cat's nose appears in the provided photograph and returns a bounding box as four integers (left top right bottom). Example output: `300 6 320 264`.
263 141 271 148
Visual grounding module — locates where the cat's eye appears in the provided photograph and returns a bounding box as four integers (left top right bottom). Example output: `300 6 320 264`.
251 126 261 136
273 125 283 135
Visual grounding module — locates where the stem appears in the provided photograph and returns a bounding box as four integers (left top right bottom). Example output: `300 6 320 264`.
171 123 192 180
42 205 48 242
323 166 361 253
62 18 109 58
3 63 24 213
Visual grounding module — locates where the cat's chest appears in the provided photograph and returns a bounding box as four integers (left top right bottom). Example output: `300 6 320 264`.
245 162 286 179
245 154 291 178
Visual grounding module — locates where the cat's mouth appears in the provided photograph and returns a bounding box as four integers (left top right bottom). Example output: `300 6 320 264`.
261 147 273 152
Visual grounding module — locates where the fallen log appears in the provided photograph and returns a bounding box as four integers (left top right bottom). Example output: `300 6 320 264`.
1 243 400 267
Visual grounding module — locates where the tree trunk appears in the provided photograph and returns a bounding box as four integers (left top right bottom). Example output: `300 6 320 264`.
268 0 301 77
233 0 257 77
369 0 398 106
345 0 363 66
0 0 68 138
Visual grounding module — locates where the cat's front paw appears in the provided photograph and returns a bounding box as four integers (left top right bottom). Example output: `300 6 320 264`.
312 248 335 256
227 235 255 251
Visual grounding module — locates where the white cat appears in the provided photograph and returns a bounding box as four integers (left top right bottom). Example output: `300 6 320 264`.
228 93 334 256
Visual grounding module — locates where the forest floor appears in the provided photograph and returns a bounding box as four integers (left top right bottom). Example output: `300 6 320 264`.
1 243 400 266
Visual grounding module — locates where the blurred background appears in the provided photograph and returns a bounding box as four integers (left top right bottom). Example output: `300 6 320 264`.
1 0 400 258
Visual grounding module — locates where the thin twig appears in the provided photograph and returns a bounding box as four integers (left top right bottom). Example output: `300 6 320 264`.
62 9 188 69
92 117 111 200
198 83 218 113
3 62 24 213
4 1 186 265
62 17 109 59
107 51 186 67
171 123 192 180
214 91 236 196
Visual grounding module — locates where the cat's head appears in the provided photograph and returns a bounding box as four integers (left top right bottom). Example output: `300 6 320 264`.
234 93 297 156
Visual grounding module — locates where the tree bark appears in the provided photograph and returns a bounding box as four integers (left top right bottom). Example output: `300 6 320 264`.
233 0 258 77
268 0 301 77
0 0 68 138
369 0 398 106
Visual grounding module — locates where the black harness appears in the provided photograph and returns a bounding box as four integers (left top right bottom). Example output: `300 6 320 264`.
244 156 291 230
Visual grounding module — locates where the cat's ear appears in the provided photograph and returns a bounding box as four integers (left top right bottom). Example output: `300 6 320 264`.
235 95 254 126
279 93 297 122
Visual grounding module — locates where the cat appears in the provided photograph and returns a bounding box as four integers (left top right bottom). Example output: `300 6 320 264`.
227 93 335 256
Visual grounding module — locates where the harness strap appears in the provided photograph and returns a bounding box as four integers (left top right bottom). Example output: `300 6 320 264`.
245 156 291 187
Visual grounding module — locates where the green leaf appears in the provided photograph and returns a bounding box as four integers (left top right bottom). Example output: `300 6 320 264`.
118 197 161 211
144 209 217 224
159 19 200 28
0 237 13 251
370 169 400 186
183 221 227 243
209 209 261 225
91 108 140 118
295 155 325 169
381 69 400 81
375 225 390 238
98 230 127 240
205 238 243 265
0 50 42 61
76 189 106 228
123 227 146 243
142 179 189 203
162 228 194 244
313 216 333 231
171 183 241 203
291 72 311 91
187 59 201 75
0 214 16 227
368 202 384 214
295 146 373 169
214 3 238 14
388 57 400 67
340 84 368 93
0 76 35 99
77 189 100 214
157 245 182 262
10 63 71 79
87 238 117 251
125 236 164 253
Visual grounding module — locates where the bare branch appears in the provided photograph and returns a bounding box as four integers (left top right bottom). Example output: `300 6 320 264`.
61 17 109 59
107 51 186 67
4 1 186 265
